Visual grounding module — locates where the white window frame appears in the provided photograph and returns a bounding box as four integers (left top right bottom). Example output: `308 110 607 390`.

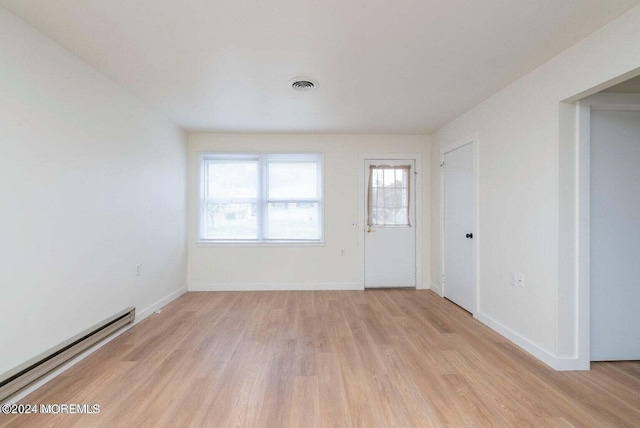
199 152 324 244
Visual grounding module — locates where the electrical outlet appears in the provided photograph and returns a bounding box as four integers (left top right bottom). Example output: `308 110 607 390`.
340 249 345 256
517 273 525 288
509 272 517 286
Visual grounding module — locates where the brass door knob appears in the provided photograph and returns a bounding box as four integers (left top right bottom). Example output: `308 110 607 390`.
366 227 376 233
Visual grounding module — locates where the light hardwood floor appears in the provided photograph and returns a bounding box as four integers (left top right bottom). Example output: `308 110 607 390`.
1 290 639 427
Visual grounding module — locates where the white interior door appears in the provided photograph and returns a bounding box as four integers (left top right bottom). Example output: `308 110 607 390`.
443 142 475 313
364 159 416 288
591 109 640 361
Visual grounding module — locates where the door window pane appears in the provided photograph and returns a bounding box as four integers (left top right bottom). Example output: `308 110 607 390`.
367 166 410 226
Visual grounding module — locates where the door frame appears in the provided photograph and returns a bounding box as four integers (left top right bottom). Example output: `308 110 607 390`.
576 93 640 369
439 133 479 315
358 153 423 290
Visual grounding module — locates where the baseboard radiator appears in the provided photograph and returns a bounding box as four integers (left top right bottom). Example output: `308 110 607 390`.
0 307 135 402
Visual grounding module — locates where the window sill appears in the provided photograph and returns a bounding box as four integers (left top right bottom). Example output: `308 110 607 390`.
196 240 326 248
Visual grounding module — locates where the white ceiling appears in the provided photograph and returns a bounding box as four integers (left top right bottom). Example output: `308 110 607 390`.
1 0 638 134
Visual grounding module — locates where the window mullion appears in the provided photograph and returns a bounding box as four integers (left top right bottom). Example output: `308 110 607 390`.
265 198 319 203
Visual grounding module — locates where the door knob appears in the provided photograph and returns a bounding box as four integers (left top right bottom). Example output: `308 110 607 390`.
466 233 473 239
366 227 376 233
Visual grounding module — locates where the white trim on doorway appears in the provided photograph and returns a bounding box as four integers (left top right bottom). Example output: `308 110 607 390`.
576 93 640 370
358 153 423 290
439 133 480 315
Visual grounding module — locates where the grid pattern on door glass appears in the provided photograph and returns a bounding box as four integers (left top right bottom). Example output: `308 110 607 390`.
367 165 410 226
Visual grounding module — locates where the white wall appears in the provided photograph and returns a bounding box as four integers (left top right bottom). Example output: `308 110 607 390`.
188 133 430 290
0 8 187 375
430 5 640 368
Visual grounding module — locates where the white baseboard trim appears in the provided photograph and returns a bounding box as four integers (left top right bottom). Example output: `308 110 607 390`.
136 287 187 321
3 286 187 405
474 311 586 371
430 282 442 295
189 282 361 291
553 357 590 371
417 283 431 290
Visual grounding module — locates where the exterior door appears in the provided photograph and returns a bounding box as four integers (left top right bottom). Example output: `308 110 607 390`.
364 159 416 288
591 109 640 361
443 142 475 313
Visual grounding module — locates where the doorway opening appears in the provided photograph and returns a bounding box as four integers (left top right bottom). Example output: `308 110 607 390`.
575 71 640 368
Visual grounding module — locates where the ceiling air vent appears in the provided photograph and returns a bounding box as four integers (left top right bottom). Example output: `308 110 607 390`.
289 77 318 91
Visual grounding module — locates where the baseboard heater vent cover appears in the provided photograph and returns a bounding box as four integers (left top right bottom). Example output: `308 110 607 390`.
0 307 135 402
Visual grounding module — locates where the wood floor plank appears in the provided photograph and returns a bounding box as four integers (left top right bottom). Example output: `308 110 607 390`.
316 352 353 428
2 290 639 427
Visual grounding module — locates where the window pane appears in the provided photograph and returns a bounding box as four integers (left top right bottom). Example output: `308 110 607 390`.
268 162 318 199
372 188 383 208
205 202 257 239
372 208 384 225
208 161 258 199
374 169 383 187
267 202 320 240
368 166 410 226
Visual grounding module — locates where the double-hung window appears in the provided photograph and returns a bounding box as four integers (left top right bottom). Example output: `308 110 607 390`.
200 153 323 243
